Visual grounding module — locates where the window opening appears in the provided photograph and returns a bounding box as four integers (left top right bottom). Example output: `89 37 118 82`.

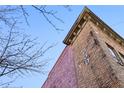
106 43 124 66
119 52 124 60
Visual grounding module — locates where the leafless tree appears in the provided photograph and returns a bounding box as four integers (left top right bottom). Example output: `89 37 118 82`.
0 5 71 87
0 21 55 87
0 21 54 77
0 5 71 31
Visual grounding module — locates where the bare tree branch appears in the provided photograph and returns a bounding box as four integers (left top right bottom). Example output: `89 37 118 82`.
0 76 18 87
0 5 70 87
0 22 54 78
20 5 29 26
0 21 16 63
0 5 69 31
32 5 64 31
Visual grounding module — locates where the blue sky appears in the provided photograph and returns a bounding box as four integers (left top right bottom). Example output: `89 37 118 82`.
1 5 124 88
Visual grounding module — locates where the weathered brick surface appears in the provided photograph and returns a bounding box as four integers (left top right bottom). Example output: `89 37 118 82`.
42 46 78 88
90 22 124 87
42 18 124 88
72 21 121 87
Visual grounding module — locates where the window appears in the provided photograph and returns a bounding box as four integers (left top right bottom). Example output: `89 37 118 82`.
119 52 124 61
106 43 124 66
106 43 118 61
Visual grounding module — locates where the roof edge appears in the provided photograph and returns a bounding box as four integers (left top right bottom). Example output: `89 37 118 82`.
63 6 124 46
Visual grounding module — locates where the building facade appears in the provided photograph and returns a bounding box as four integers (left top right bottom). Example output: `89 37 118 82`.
42 7 124 88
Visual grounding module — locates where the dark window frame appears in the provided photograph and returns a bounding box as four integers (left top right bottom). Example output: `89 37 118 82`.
106 43 124 66
106 43 118 60
119 52 124 61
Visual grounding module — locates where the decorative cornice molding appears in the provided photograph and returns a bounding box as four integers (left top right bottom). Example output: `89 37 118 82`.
63 6 124 47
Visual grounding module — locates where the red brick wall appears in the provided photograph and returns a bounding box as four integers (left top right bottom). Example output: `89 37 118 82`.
90 22 124 87
71 21 121 87
42 46 78 88
42 19 124 88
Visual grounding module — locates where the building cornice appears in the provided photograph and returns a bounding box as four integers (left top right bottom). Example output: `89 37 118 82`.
63 6 124 47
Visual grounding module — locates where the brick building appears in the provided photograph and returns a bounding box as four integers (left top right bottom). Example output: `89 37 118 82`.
42 7 124 88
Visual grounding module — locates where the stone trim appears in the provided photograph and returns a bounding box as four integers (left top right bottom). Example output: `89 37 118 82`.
63 6 124 48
